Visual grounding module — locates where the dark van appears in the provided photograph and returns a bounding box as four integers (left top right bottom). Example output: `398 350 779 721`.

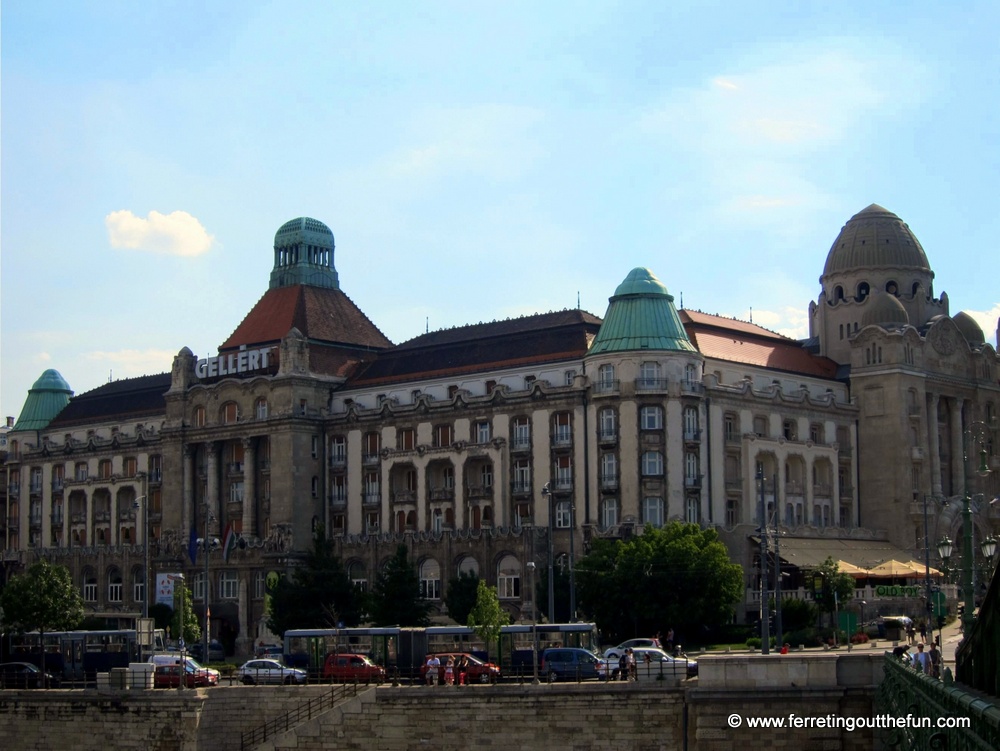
539 647 607 682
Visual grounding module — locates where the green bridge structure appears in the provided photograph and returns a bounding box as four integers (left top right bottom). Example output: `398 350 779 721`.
876 560 1000 751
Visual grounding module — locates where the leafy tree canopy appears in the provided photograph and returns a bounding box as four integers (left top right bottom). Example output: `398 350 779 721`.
444 571 480 626
466 580 509 657
811 557 856 616
536 563 573 623
0 559 84 635
575 523 743 644
172 583 201 645
266 529 365 636
368 544 431 627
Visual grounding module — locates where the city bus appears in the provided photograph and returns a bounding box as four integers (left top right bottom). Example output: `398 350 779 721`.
3 628 167 683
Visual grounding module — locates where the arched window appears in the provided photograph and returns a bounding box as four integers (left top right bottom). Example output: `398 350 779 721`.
349 561 368 592
83 569 97 602
133 567 145 604
459 556 479 577
419 559 441 600
222 401 240 424
856 282 870 302
193 405 206 427
108 568 123 603
834 285 844 302
497 555 520 599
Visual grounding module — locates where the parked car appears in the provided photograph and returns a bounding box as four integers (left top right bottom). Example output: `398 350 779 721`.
237 659 307 685
154 663 218 688
419 653 501 684
539 647 608 682
189 639 226 663
323 653 386 683
0 661 60 689
603 637 662 661
148 653 221 681
612 647 698 680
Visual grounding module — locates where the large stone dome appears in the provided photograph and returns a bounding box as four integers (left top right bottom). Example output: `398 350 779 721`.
952 311 985 346
823 204 930 276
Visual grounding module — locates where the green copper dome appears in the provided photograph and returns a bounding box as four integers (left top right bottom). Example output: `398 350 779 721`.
269 216 340 290
13 369 73 431
588 268 696 355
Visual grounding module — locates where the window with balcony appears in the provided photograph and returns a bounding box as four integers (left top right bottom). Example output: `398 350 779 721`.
643 497 664 528
552 412 571 446
641 451 664 476
330 476 347 504
52 466 65 492
596 363 616 392
600 453 618 488
599 408 617 441
683 406 699 440
554 455 572 489
512 460 531 493
724 413 739 442
30 468 43 494
497 555 520 599
783 419 797 440
512 417 531 450
640 406 663 431
685 452 699 485
363 472 380 504
330 436 347 465
638 361 663 389
363 432 381 463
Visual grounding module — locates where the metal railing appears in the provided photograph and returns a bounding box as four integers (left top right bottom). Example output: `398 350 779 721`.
956 558 999 695
240 684 359 751
877 651 1000 750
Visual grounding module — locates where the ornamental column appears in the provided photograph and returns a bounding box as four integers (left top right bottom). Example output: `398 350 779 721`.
183 445 195 538
206 442 220 535
242 437 256 536
951 397 965 496
928 393 942 496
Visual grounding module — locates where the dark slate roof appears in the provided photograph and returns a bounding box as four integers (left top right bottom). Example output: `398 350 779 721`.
47 373 171 428
350 309 603 386
220 285 393 352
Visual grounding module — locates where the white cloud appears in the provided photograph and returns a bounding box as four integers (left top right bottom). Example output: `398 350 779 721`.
962 303 1000 344
743 306 812 340
105 210 214 257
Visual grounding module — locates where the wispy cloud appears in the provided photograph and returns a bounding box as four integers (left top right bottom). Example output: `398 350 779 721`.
963 303 1000 341
384 104 544 182
83 348 176 377
105 210 214 257
640 41 925 228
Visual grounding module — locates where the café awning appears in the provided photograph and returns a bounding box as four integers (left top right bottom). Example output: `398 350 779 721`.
756 536 941 576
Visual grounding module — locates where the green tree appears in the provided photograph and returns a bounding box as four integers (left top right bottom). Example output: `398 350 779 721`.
266 529 364 637
172 582 201 645
812 557 856 621
368 544 431 627
444 571 480 625
777 597 818 633
0 559 84 681
466 580 509 660
575 523 743 644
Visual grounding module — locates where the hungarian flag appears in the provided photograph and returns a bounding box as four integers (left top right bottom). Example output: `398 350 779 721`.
222 523 238 563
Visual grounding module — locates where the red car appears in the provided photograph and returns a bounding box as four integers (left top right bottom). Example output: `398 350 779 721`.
154 663 218 688
322 653 386 683
420 653 501 684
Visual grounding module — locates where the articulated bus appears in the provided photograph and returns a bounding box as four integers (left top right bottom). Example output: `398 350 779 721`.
283 623 598 681
3 629 166 683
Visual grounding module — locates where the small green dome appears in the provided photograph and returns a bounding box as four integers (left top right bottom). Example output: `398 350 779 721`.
588 268 696 355
13 369 73 431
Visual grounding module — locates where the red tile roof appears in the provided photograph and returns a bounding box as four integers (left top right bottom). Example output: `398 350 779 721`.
220 286 393 351
680 310 839 379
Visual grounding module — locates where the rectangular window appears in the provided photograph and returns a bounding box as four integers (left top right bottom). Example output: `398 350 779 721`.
564 369 576 386
599 409 617 441
726 499 739 527
724 414 738 441
84 580 97 602
433 424 453 448
555 500 572 529
123 457 137 477
552 413 571 446
512 418 530 450
311 436 319 459
513 460 531 493
643 497 664 528
497 571 520 599
134 578 145 604
330 436 347 465
108 580 123 603
99 460 112 480
475 421 491 444
480 464 493 488
555 455 572 489
220 571 239 600
398 428 416 451
601 499 619 529
640 406 663 431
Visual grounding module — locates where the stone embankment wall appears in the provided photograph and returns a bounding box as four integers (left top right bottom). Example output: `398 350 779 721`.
0 653 883 751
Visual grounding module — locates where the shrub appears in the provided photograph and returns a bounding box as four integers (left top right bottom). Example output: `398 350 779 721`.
850 632 870 644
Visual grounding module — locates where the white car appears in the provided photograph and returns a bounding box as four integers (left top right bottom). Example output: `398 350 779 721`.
621 647 698 680
237 658 307 685
148 653 221 681
602 638 662 661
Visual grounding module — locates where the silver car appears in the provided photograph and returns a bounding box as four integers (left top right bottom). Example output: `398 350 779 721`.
237 658 307 685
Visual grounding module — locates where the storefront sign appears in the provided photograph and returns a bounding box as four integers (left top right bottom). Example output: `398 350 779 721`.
195 346 274 379
875 584 921 598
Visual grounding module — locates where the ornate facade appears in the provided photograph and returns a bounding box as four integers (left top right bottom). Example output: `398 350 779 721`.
3 206 998 653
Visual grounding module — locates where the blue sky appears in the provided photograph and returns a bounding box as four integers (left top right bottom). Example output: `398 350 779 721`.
3 1 999 421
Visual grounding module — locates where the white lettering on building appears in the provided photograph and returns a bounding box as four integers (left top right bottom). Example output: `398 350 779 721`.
195 345 274 380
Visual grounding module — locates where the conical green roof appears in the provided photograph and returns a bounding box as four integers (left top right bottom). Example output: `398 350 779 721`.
588 268 696 355
13 369 73 431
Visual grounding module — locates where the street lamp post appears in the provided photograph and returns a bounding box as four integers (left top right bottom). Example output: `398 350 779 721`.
921 494 935 642
542 483 554 623
568 498 576 622
960 423 992 639
197 508 220 664
757 464 770 654
132 489 149 661
527 561 538 684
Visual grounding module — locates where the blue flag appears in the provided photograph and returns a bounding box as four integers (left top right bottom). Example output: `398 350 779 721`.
188 524 199 564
